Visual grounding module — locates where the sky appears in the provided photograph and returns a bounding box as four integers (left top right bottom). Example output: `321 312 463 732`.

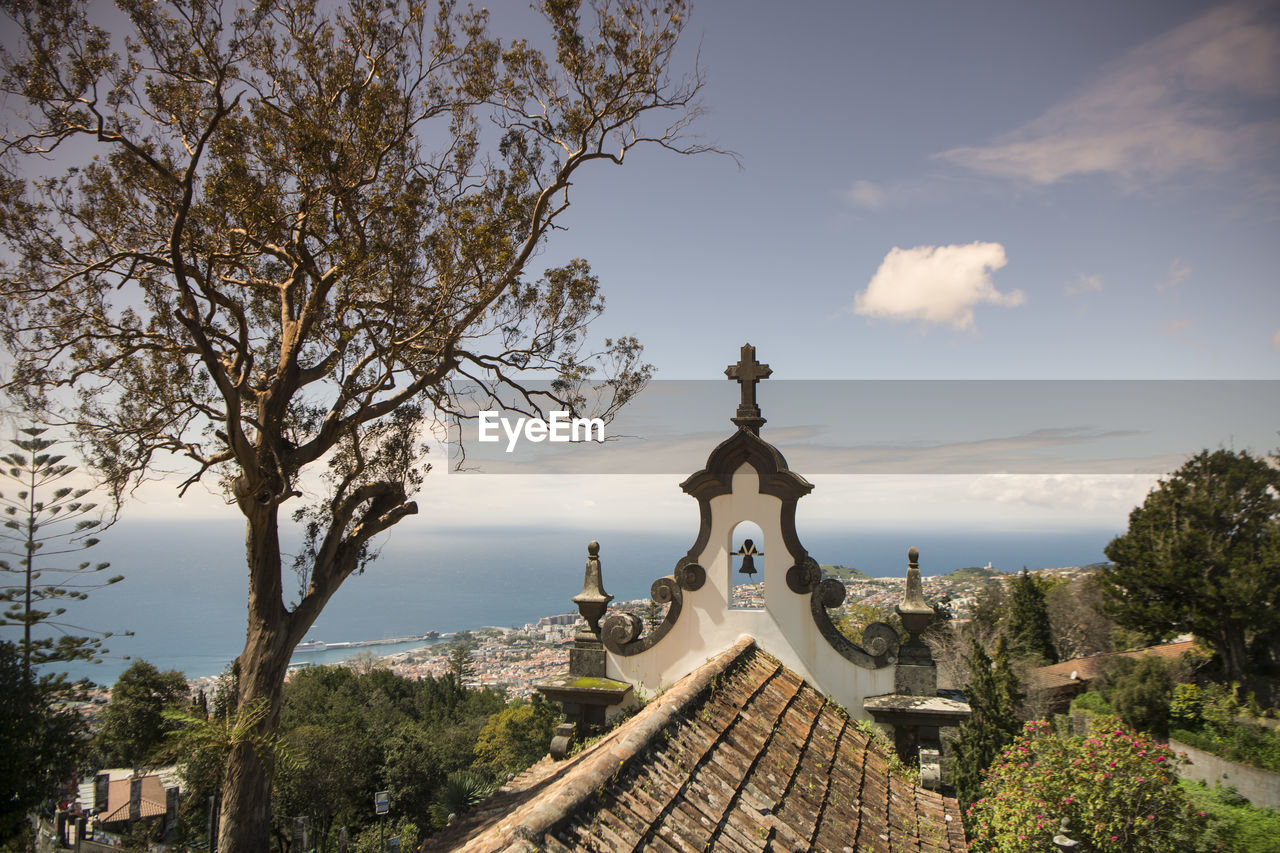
6 0 1280 548
538 0 1280 381
4 0 1280 676
108 0 1280 535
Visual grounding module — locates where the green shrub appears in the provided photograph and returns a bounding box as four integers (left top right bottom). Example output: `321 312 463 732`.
472 700 558 779
1172 725 1280 774
1109 656 1174 736
1169 679 1280 773
967 716 1204 853
351 817 419 853
1200 682 1242 729
1180 779 1280 853
1070 690 1112 715
1170 682 1204 729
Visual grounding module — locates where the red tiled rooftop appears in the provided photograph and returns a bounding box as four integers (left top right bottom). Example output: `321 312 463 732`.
1028 640 1201 692
425 637 967 853
99 775 167 823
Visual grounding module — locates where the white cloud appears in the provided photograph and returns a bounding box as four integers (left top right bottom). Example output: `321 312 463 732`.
938 1 1280 185
793 474 1159 529
846 179 888 209
1157 259 1191 291
1271 329 1280 350
844 178 937 209
966 473 1158 515
1065 273 1103 296
1163 317 1193 336
853 242 1024 330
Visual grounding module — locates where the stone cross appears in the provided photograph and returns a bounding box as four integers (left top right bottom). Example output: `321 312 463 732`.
725 343 772 433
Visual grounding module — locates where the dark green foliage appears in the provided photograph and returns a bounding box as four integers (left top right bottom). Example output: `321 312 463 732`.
1100 449 1280 681
94 660 190 768
273 722 378 848
1248 628 1280 675
381 722 456 825
0 429 125 844
1005 569 1058 663
0 641 86 847
146 666 234 845
267 662 514 848
1106 655 1174 737
169 740 225 846
949 636 1024 814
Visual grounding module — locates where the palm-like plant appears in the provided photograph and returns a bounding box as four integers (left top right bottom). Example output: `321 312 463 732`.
430 770 496 826
158 698 294 773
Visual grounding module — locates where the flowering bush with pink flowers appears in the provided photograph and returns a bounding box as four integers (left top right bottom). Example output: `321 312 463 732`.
967 715 1205 852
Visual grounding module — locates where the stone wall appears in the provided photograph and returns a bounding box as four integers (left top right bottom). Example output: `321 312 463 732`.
1170 738 1280 810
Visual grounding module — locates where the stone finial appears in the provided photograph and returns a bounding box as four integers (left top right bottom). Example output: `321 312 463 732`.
541 541 634 750
1052 817 1080 850
896 546 933 639
572 540 613 636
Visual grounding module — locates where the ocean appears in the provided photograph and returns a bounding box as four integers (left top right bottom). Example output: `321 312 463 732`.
34 517 1118 686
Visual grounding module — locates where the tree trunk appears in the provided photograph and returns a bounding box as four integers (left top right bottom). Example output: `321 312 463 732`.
217 503 293 853
1220 626 1250 684
217 620 291 851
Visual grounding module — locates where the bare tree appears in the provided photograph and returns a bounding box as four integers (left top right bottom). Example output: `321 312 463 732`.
1045 575 1116 662
0 0 715 847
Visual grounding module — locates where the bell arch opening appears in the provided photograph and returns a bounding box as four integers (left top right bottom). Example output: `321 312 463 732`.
729 520 765 610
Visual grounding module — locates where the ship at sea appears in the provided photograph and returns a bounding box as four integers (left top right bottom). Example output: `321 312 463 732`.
295 639 326 653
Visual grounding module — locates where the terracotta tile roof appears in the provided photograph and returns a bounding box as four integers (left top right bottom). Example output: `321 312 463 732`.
99 775 167 823
1027 640 1202 692
426 637 967 853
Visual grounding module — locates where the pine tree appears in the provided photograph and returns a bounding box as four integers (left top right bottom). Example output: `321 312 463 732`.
0 427 125 676
448 640 476 684
949 635 1024 814
1005 569 1058 663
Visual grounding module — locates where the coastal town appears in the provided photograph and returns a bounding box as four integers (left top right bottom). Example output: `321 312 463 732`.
302 562 1108 701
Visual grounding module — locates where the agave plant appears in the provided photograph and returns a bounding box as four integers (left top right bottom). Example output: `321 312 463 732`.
430 770 496 827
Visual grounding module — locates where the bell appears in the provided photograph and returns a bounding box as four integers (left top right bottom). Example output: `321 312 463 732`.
735 538 762 576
